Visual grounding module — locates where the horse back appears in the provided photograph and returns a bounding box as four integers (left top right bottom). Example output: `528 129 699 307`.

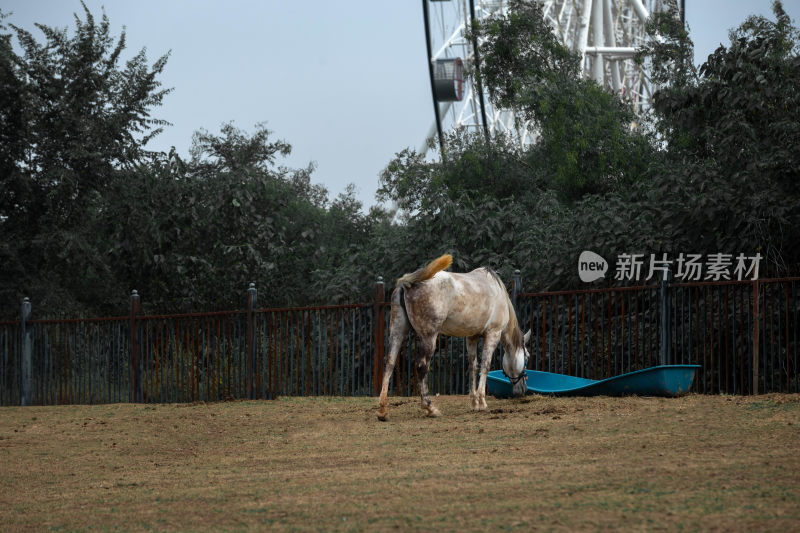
403 268 509 338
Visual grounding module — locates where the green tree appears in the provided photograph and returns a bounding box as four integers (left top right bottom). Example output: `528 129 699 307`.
635 0 800 270
377 132 538 213
372 0 800 291
0 4 171 316
99 122 385 312
474 0 654 201
0 11 25 183
99 123 324 312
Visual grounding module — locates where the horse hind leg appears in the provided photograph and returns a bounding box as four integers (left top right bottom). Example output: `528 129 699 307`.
415 334 441 417
377 289 410 421
467 336 480 411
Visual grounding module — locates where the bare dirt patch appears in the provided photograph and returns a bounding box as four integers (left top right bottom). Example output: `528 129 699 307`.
1 394 799 531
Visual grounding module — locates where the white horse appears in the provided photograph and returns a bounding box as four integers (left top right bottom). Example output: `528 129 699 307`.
377 254 530 420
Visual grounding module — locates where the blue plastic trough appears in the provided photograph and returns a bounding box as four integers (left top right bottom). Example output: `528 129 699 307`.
487 365 701 398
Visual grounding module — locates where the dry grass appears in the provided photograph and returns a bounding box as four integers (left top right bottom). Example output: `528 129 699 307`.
1 393 799 532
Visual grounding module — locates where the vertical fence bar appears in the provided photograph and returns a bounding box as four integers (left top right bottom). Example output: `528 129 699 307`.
783 284 789 392
20 298 32 406
567 296 573 375
581 293 587 377
541 296 547 371
307 311 313 397
298 310 303 395
373 277 386 397
129 290 141 403
660 271 671 366
794 281 798 393
786 282 800 392
724 286 730 393
246 283 257 399
753 280 760 395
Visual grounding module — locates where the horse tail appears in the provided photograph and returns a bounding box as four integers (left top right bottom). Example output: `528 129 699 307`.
396 254 453 289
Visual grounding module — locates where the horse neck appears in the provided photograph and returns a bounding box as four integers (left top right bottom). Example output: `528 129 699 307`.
501 319 522 354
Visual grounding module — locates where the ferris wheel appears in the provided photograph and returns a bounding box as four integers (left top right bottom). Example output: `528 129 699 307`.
422 0 667 153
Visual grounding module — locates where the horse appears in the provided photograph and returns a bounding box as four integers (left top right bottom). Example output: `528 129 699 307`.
377 254 530 421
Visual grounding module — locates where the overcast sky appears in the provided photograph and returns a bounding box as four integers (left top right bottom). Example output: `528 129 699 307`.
3 1 798 209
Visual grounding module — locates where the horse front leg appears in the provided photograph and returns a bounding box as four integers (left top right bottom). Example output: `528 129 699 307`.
416 334 441 417
467 336 480 411
377 289 410 421
476 331 501 411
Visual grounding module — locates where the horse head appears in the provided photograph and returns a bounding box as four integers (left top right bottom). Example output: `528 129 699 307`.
503 329 531 397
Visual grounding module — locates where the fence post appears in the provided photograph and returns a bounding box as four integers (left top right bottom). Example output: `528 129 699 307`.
752 280 760 395
129 290 141 403
512 269 522 312
246 282 258 399
660 269 672 365
20 297 31 406
373 276 386 397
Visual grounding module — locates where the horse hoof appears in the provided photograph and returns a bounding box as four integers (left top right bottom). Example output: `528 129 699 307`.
377 410 388 422
427 407 442 418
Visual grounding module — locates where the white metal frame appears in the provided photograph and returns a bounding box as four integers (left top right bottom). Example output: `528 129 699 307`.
423 0 664 152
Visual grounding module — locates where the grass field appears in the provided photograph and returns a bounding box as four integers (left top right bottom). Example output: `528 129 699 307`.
1 393 799 532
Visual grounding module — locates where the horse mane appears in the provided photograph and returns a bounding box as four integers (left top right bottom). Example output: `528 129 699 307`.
397 254 453 289
484 268 524 352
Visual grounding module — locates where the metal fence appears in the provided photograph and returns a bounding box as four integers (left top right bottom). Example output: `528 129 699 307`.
1 276 798 405
0 286 385 405
515 278 800 395
0 316 129 405
126 305 379 403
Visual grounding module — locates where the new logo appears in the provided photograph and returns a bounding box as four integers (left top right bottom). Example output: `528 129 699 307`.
578 251 608 282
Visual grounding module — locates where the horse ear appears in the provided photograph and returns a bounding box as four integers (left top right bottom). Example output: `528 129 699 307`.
523 329 531 344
